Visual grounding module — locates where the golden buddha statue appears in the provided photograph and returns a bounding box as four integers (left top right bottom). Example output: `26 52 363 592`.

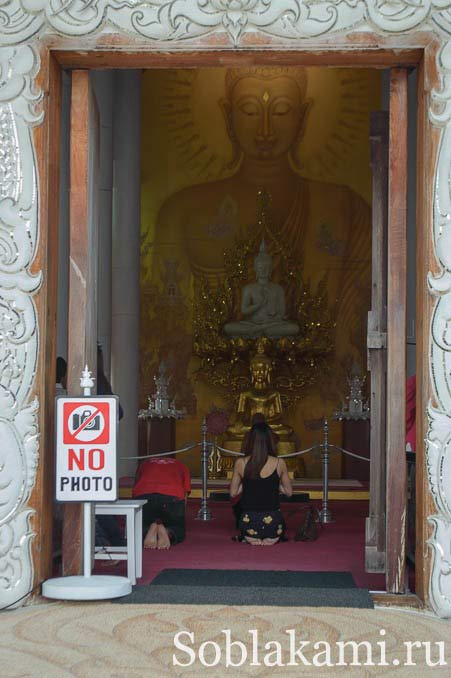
224 343 303 477
228 346 291 438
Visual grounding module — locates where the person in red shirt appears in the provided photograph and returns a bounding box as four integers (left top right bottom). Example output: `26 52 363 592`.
133 455 191 549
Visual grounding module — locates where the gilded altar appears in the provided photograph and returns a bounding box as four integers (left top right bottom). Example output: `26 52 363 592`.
193 193 333 478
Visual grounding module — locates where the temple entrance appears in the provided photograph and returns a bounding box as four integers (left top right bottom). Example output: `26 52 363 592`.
54 60 417 596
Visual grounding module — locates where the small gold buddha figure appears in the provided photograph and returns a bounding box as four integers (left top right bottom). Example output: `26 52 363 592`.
228 345 292 439
224 345 303 476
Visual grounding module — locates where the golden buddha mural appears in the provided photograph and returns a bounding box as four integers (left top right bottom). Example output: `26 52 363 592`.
140 66 379 475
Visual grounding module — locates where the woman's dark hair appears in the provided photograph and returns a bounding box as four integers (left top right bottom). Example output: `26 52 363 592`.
243 422 277 480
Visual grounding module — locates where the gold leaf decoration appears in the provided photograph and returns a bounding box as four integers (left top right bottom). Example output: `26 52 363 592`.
193 189 334 410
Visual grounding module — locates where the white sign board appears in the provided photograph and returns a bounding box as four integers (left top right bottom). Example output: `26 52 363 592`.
55 397 118 502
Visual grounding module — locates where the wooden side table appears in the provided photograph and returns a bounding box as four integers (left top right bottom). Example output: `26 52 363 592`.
94 499 147 585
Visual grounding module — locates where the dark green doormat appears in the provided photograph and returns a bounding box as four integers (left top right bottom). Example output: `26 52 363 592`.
113 570 374 608
151 569 356 588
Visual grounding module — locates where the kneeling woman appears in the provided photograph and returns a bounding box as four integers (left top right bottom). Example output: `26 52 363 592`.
230 422 292 545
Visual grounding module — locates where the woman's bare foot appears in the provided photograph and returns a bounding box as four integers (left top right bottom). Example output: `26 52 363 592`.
262 537 279 546
244 536 263 545
144 522 158 549
157 524 171 550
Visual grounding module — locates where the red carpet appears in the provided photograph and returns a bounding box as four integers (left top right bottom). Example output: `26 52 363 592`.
95 499 386 590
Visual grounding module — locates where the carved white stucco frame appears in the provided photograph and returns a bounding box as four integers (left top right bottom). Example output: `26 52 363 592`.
1 0 451 615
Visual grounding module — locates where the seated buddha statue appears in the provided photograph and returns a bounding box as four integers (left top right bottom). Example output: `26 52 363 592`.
227 344 292 439
225 345 303 476
224 241 299 339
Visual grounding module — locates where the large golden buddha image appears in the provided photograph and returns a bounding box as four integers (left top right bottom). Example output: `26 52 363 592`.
140 66 379 475
154 67 370 359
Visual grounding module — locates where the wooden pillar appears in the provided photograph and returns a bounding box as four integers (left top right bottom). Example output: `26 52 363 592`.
62 71 99 575
386 69 408 593
366 111 388 573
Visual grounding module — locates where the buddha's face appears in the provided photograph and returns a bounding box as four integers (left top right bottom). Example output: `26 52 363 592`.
251 359 271 389
254 255 271 280
227 75 308 161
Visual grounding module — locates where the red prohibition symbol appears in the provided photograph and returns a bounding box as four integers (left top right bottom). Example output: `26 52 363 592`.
63 401 110 445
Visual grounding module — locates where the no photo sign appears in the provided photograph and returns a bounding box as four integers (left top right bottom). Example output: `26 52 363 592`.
56 397 118 501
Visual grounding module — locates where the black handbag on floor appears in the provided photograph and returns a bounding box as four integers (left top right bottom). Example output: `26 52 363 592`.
294 505 321 542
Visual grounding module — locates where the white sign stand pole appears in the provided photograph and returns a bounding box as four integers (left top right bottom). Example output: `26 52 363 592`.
42 366 132 601
83 502 93 577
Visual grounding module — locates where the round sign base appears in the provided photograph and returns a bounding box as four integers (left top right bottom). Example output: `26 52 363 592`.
42 575 132 600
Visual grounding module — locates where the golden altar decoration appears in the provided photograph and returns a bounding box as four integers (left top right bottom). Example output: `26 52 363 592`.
224 340 305 477
193 190 334 476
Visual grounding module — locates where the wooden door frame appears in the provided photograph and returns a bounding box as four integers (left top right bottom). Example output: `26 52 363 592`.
30 38 437 607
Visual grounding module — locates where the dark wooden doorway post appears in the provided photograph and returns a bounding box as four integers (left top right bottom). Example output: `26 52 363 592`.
366 73 409 591
386 68 408 593
62 70 99 575
366 110 389 573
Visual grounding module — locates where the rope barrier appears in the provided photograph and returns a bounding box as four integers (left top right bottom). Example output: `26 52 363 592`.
123 441 368 463
328 444 370 462
121 442 199 461
216 444 319 458
278 446 321 459
215 442 360 460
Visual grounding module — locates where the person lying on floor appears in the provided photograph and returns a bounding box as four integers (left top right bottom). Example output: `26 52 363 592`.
230 422 292 545
133 453 191 550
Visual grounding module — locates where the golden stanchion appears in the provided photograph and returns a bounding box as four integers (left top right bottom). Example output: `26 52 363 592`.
208 436 223 480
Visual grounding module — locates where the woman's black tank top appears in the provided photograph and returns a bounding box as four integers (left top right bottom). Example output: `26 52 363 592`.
240 466 280 512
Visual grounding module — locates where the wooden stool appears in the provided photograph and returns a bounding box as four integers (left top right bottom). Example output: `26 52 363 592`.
94 499 147 585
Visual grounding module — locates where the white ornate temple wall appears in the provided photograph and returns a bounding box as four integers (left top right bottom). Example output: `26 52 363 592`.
1 1 451 616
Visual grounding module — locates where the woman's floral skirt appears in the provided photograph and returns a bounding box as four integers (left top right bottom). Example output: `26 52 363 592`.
238 509 285 540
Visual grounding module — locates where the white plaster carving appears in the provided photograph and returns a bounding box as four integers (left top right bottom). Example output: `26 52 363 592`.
425 40 451 617
0 1 451 46
0 44 41 608
425 405 451 614
0 0 450 616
